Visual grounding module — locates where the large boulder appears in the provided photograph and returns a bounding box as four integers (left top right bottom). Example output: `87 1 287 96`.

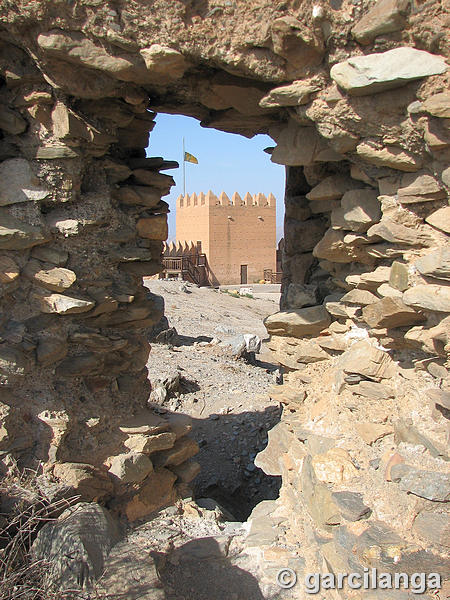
32 503 121 590
330 47 447 96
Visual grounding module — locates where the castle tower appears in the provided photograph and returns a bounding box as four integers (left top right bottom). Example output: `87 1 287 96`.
176 191 276 285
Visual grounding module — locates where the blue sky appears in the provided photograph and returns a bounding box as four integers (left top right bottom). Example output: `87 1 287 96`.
146 113 285 241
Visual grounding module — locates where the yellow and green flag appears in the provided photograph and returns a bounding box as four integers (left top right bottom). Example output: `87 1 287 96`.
184 152 198 164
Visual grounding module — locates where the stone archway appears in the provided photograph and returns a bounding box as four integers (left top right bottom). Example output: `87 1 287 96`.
1 0 449 593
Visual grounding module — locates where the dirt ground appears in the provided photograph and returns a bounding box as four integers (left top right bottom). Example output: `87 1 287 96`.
144 279 282 520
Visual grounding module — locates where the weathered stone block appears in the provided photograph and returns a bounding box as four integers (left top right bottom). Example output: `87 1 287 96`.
306 175 359 202
352 380 394 400
356 422 393 445
136 215 168 240
312 448 359 484
119 412 169 436
391 464 450 501
268 335 329 369
362 297 425 328
301 455 341 529
264 305 330 337
0 210 49 249
152 437 199 468
0 158 50 206
337 341 394 381
331 491 372 521
36 292 95 314
397 172 445 203
422 92 450 118
0 255 20 283
170 460 201 483
259 81 319 108
403 284 450 312
32 503 120 590
24 259 76 292
425 206 450 234
108 452 153 484
389 261 409 291
125 468 177 521
415 249 450 281
53 463 113 502
331 188 381 232
139 44 187 81
341 289 379 306
357 143 422 172
331 47 447 96
270 122 341 166
367 218 429 245
352 0 410 45
124 432 176 454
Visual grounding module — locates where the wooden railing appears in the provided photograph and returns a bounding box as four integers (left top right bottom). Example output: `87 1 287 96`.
162 254 207 285
264 269 283 284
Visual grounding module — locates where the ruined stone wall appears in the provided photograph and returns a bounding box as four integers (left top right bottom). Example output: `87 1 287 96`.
0 0 449 592
0 19 199 520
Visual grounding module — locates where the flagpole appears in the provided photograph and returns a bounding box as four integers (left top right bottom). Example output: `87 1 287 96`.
182 137 186 196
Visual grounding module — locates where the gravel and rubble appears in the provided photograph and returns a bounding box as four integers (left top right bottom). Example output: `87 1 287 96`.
144 279 283 519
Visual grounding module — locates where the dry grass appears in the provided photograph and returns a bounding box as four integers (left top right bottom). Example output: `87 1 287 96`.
0 460 83 600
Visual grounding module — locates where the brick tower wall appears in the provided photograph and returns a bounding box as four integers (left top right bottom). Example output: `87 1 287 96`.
175 194 211 258
176 192 276 285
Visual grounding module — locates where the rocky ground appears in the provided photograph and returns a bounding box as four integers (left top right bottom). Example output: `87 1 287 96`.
144 279 283 520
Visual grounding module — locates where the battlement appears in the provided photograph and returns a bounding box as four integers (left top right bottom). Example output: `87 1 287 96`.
163 240 200 257
177 190 276 208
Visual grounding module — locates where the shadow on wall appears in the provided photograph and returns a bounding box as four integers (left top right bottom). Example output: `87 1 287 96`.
152 537 265 600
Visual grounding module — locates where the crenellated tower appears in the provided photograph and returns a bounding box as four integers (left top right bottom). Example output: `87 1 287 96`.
176 191 276 285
